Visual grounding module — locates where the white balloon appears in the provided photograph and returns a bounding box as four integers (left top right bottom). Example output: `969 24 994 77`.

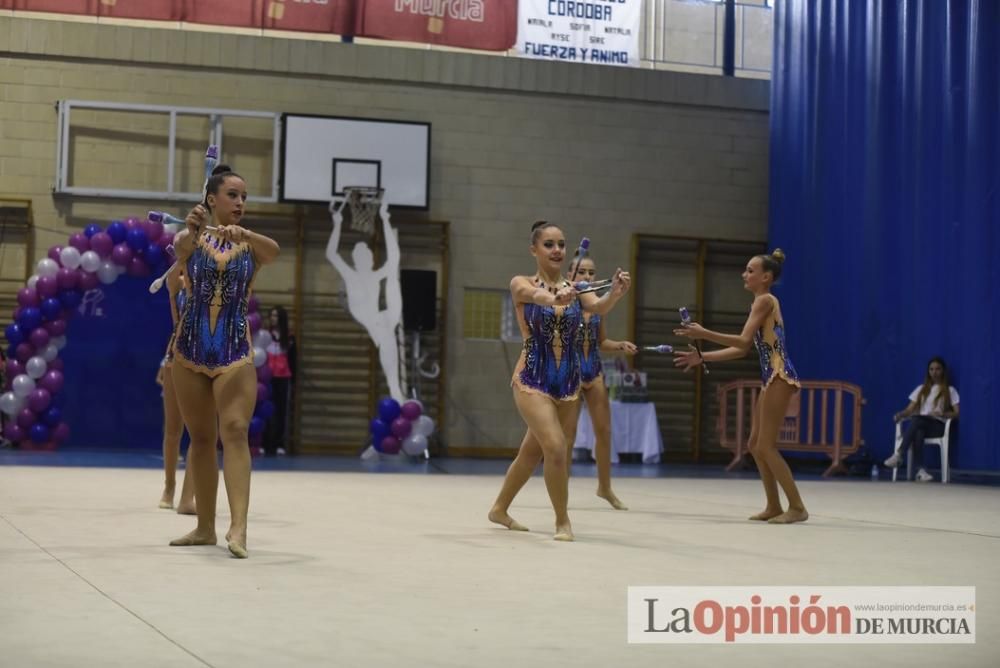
116 263 127 275
12 374 36 399
25 356 47 380
79 250 101 273
253 330 273 350
97 261 118 285
401 433 428 456
36 258 59 278
27 274 39 290
412 415 435 438
41 343 59 362
52 336 67 351
0 391 24 416
253 347 267 368
59 246 82 270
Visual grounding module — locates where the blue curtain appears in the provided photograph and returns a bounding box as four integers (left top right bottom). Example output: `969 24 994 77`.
769 0 999 470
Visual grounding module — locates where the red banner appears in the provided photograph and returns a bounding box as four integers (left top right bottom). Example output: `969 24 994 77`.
182 0 264 29
262 0 353 34
13 0 96 15
355 0 516 51
99 0 180 21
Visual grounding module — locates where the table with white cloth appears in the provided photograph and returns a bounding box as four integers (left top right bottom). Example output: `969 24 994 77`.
573 400 664 464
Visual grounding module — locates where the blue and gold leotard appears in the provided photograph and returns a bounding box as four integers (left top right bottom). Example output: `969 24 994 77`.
752 295 800 388
172 232 257 377
578 313 603 389
511 278 582 401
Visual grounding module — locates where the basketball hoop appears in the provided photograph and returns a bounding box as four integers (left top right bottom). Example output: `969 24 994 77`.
341 186 384 236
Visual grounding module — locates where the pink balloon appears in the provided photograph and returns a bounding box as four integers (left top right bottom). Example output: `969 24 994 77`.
44 319 67 336
126 256 150 277
4 423 25 442
90 232 114 258
157 232 175 250
380 435 401 454
390 417 412 439
401 401 422 421
56 267 79 290
248 296 260 313
36 275 58 298
29 327 50 349
17 407 37 429
27 388 52 413
17 287 39 308
15 343 34 363
77 269 99 291
123 217 140 230
68 233 90 252
39 369 65 394
52 422 70 443
47 245 63 262
111 243 133 266
146 220 164 242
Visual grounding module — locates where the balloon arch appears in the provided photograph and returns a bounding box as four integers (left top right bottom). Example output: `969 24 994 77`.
1 217 274 451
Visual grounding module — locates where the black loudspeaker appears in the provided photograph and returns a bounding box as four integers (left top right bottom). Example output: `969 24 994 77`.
400 269 437 332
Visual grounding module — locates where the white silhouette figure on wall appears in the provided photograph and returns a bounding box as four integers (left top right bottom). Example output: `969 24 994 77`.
326 196 406 402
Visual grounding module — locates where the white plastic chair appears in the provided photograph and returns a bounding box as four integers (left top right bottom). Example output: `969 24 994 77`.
891 417 953 483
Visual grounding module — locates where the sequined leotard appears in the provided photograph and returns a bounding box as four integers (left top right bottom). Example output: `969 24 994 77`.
161 271 187 369
578 313 603 389
172 232 257 377
752 295 800 388
511 278 583 402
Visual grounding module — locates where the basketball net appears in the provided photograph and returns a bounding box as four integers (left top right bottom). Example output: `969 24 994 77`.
342 186 384 237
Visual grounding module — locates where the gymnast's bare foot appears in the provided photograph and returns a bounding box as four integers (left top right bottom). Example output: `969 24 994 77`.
226 529 248 559
554 521 575 542
158 486 174 509
175 499 196 515
768 508 809 524
488 507 529 532
749 507 784 521
169 528 217 546
597 487 628 510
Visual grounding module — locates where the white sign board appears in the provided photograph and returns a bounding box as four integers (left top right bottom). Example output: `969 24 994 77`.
517 0 642 67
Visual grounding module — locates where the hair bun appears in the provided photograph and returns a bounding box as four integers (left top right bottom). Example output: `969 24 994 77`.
771 248 786 263
211 164 232 176
531 220 549 232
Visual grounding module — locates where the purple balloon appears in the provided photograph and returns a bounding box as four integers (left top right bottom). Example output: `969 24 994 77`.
36 275 58 298
379 435 401 454
146 220 164 242
15 343 34 363
248 296 260 314
39 369 64 394
256 363 272 384
126 256 150 277
123 217 140 230
44 319 67 337
390 417 412 439
256 382 271 403
248 312 261 334
90 232 114 258
56 267 79 291
111 243 133 266
47 358 64 372
29 423 50 444
4 423 25 442
401 401 422 421
17 287 39 308
27 388 52 413
77 269 99 291
157 232 175 250
5 359 24 380
47 245 63 262
29 327 50 349
52 422 70 443
248 416 265 437
68 232 90 252
17 407 37 429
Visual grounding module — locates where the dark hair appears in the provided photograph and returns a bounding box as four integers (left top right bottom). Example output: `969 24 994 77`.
917 356 954 413
270 306 290 352
569 249 596 275
530 220 561 244
756 248 786 282
203 164 244 208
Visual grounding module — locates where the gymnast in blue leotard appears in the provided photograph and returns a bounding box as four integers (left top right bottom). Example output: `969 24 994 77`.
489 221 631 542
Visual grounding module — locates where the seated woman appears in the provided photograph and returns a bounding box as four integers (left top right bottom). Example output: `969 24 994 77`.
884 356 960 482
